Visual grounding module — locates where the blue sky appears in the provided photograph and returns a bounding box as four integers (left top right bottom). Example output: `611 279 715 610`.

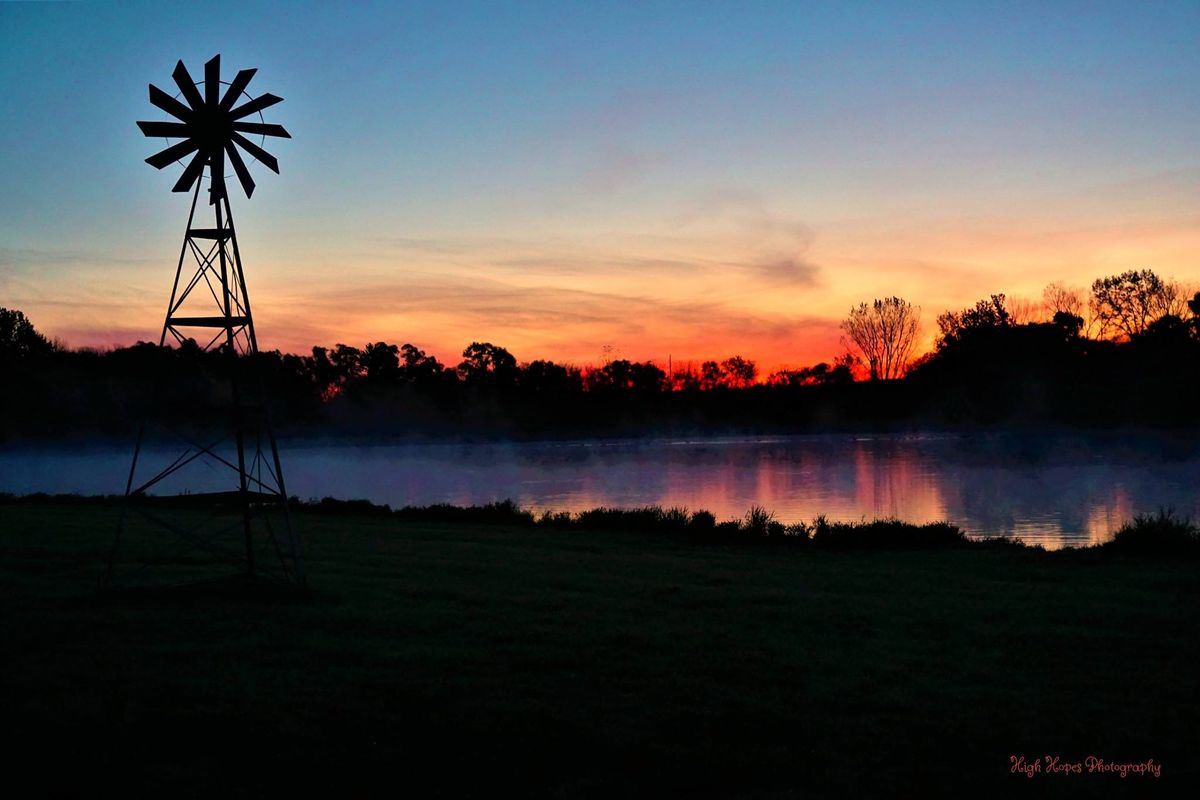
1 1 1197 366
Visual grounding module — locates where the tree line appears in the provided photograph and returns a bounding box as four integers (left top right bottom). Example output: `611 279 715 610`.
841 269 1199 380
4 267 1200 438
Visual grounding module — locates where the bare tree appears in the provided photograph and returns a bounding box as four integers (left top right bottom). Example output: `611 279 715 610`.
1006 296 1043 325
1042 282 1084 319
841 297 920 381
1090 269 1185 339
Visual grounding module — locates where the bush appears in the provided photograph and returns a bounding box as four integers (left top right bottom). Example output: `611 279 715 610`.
538 510 573 527
742 505 776 536
662 507 692 531
782 522 812 541
1103 510 1200 556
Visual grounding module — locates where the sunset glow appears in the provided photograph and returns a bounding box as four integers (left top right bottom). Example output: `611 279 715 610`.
2 2 1197 372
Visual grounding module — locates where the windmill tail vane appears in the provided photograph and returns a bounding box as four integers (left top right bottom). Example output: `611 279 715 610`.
137 53 290 203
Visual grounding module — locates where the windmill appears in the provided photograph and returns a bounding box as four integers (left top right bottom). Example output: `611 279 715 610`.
103 55 303 589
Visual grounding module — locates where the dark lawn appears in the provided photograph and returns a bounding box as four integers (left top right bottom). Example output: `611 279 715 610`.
1 502 1196 797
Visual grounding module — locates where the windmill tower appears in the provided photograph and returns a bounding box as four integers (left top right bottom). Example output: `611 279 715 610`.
103 55 303 588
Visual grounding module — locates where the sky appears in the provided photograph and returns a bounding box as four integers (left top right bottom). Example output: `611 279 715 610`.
1 1 1197 371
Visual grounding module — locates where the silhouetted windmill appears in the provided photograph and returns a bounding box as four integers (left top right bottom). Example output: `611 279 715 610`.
103 55 302 589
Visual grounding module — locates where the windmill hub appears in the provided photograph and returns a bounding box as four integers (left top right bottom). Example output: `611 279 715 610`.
137 54 290 201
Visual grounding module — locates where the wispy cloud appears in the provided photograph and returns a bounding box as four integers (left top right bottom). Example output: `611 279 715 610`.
256 273 837 365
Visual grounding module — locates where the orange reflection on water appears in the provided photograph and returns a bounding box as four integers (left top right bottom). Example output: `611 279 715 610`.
1083 488 1134 547
3 435 1199 551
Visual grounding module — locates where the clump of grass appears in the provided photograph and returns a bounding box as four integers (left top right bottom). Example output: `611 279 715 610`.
810 516 968 550
782 521 812 539
662 506 692 531
975 535 1043 552
742 505 776 536
575 506 671 532
1102 510 1200 556
392 499 535 526
537 510 573 526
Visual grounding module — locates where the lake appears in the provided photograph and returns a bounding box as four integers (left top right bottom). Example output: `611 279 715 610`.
3 433 1198 549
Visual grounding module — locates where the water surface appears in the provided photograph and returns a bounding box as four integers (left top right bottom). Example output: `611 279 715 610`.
3 433 1198 549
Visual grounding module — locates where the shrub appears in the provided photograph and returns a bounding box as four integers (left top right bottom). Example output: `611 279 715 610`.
782 522 812 541
662 507 692 531
742 505 776 536
537 510 573 527
1103 510 1200 556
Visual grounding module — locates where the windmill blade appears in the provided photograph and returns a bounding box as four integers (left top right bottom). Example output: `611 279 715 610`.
137 120 192 139
232 133 279 173
231 121 291 138
225 141 255 198
208 147 226 202
149 84 194 121
220 68 258 112
204 54 221 108
171 60 205 112
229 93 283 121
172 150 208 192
146 137 200 169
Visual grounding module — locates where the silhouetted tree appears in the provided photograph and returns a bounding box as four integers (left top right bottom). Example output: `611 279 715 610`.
361 342 400 383
521 359 581 394
842 297 920 380
309 345 362 399
458 342 518 385
1051 311 1085 338
1089 269 1184 340
769 354 856 387
670 363 701 391
699 360 725 390
936 294 1011 348
1043 282 1085 321
331 344 365 381
720 356 758 388
586 359 666 393
0 307 54 360
1005 296 1043 325
398 344 446 382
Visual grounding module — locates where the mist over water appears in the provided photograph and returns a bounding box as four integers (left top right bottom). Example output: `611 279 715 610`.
4 433 1199 549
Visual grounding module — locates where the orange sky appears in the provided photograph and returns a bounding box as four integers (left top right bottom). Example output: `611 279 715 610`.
15 170 1198 374
3 5 1197 374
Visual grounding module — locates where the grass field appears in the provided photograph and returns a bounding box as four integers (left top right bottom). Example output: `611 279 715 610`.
1 500 1197 797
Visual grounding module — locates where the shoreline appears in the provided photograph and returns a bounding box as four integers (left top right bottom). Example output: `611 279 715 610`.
4 493 1197 558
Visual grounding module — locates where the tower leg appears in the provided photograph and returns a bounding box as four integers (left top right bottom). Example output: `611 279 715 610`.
232 374 256 577
267 423 303 583
214 197 256 578
101 426 144 591
106 164 302 590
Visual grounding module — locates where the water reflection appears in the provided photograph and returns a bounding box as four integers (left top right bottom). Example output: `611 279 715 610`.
2 433 1198 549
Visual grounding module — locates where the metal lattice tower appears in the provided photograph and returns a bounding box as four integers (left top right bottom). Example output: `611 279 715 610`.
103 55 303 589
